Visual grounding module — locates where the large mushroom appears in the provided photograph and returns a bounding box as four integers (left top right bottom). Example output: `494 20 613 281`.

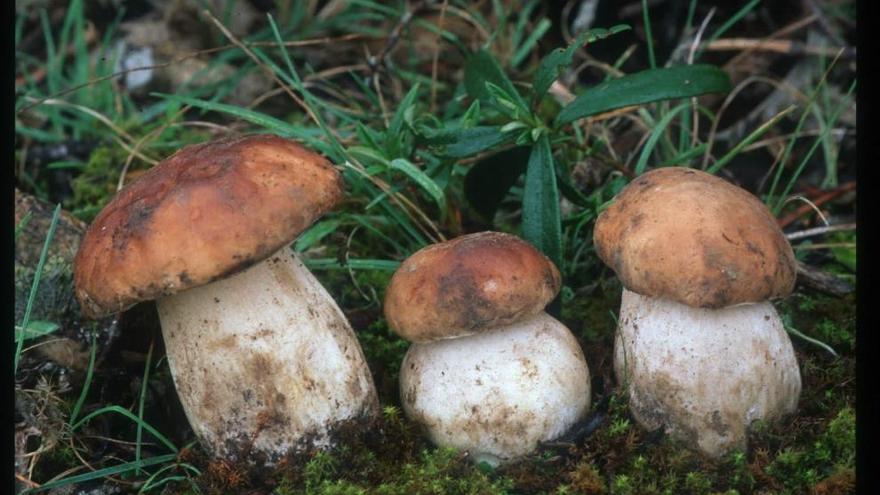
74 134 379 462
593 167 801 457
384 231 591 466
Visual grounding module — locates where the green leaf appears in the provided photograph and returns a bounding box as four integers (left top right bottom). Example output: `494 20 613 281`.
348 145 389 166
15 204 61 372
389 158 446 210
464 50 528 110
429 126 514 158
532 24 631 104
21 453 178 494
555 64 732 125
294 219 343 252
511 17 552 68
484 82 528 119
389 83 420 136
14 320 60 343
461 100 482 127
633 102 692 174
522 135 563 270
304 258 401 271
154 93 328 152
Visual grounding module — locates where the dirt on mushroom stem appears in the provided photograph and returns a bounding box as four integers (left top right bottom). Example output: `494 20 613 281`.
157 249 379 463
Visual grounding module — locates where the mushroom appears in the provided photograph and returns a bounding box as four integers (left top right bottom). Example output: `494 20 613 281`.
74 134 379 462
384 231 591 466
593 167 801 457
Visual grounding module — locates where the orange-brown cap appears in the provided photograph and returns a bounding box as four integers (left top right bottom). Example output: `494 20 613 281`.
593 167 796 308
74 134 343 318
383 231 561 343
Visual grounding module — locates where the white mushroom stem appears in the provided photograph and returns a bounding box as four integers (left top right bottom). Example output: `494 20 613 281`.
614 288 801 457
156 250 378 462
400 312 590 466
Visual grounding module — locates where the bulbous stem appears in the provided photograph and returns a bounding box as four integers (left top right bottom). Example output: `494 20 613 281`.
157 249 378 462
400 312 590 466
614 289 801 457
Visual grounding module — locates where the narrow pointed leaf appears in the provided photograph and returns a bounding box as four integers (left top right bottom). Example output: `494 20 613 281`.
422 126 515 158
389 158 446 210
464 50 528 110
389 83 420 136
522 135 563 270
532 24 631 103
555 64 731 125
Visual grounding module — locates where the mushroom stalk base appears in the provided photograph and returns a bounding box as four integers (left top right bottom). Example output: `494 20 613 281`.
614 289 801 457
400 312 591 466
157 250 379 463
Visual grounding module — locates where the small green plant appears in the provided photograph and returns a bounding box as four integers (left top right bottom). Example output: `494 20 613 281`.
683 471 712 494
608 418 631 438
724 451 754 492
611 474 634 495
416 27 731 270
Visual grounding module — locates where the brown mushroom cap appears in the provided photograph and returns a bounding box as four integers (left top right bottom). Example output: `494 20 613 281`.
593 167 796 308
383 231 561 343
74 134 343 318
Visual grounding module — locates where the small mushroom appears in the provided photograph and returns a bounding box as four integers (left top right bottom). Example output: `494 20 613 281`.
593 167 801 457
74 134 379 462
385 231 591 465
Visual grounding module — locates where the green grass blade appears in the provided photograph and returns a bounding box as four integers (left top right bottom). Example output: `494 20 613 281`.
701 0 761 52
556 64 731 125
14 321 60 343
707 105 797 174
294 219 344 253
634 102 691 174
22 453 178 494
772 80 856 213
657 143 707 168
69 330 97 426
641 0 656 68
389 158 446 211
153 93 322 143
135 342 155 475
304 258 401 271
511 17 552 68
14 204 61 372
72 405 178 453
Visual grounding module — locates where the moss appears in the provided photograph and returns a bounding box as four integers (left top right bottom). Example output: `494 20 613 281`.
560 278 621 343
374 448 513 494
271 447 512 495
764 407 855 493
779 292 856 354
566 461 606 494
683 471 712 494
191 408 513 494
356 318 409 404
67 146 130 222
